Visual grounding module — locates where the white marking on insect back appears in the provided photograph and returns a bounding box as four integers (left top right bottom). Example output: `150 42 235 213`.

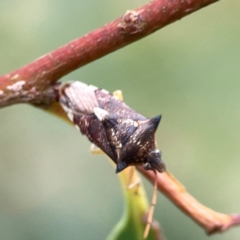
133 121 138 127
116 143 122 148
93 107 109 121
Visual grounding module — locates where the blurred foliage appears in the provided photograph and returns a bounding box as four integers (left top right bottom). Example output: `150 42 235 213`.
106 166 158 240
0 0 240 240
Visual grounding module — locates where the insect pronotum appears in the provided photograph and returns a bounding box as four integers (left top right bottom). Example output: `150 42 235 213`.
58 81 166 238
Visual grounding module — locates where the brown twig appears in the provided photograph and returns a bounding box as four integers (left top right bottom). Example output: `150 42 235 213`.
0 0 218 107
137 166 240 234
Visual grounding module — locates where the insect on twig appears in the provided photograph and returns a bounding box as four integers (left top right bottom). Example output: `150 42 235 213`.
58 81 166 238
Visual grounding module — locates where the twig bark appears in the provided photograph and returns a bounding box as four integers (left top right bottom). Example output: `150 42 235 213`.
0 0 218 107
137 166 240 234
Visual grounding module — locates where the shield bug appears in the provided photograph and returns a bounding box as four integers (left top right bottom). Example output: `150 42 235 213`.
59 81 165 173
58 81 166 238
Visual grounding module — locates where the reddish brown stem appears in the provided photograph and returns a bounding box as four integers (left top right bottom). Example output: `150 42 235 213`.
0 0 218 107
137 166 240 235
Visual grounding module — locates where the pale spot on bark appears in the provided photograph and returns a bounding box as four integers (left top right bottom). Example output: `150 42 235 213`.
7 81 25 92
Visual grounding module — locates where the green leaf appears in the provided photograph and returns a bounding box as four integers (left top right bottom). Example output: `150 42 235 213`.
106 166 163 240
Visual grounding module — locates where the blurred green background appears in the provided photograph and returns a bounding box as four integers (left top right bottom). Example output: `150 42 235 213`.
0 0 240 239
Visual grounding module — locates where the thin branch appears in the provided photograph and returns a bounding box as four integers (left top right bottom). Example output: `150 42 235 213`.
137 166 240 234
0 0 218 107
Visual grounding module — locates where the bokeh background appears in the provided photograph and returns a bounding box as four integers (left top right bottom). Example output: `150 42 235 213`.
0 0 240 239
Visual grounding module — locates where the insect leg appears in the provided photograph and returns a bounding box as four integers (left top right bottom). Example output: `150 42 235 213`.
112 90 123 101
143 170 158 239
125 166 141 196
90 144 103 155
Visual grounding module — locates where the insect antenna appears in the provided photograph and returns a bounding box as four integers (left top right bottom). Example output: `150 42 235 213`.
143 170 158 239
